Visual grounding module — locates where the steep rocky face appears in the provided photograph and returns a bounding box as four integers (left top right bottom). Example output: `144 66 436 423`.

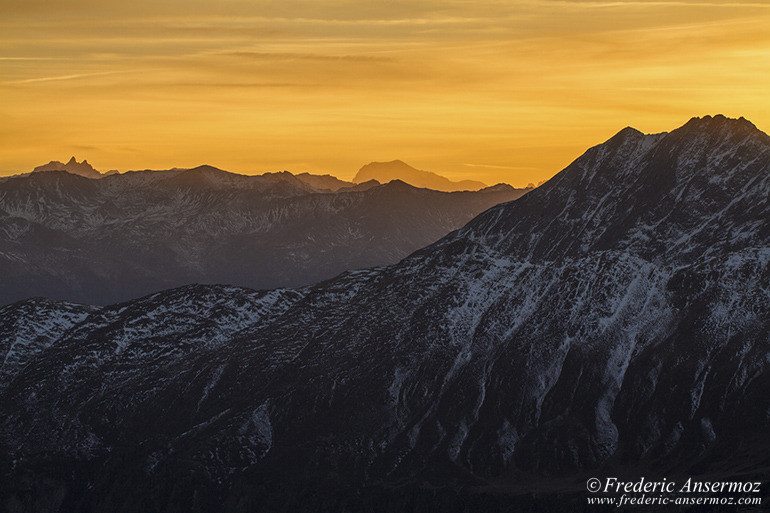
1 116 768 512
0 167 526 305
453 115 769 264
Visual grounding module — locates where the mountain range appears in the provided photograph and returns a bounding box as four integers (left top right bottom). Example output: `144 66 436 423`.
18 158 487 192
0 165 528 305
1 115 767 512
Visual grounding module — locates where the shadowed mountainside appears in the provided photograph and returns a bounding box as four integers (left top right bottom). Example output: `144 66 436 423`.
0 166 528 305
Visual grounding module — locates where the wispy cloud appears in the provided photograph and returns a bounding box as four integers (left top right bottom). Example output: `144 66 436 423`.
2 70 127 85
0 57 56 60
220 51 393 63
1 69 150 85
545 0 770 7
167 81 322 89
463 163 539 170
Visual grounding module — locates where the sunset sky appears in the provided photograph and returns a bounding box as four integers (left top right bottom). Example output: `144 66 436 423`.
2 0 769 186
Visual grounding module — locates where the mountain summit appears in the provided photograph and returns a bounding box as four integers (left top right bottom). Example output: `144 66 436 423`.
32 157 116 179
353 159 487 191
450 114 769 263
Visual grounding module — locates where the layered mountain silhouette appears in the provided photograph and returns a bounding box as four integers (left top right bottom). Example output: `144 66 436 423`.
0 165 527 305
354 159 487 191
32 157 117 179
294 171 357 191
1 115 768 512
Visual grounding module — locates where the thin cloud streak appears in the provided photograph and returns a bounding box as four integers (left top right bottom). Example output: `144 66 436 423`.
2 70 144 85
463 163 540 171
0 57 56 60
549 1 770 7
220 51 394 63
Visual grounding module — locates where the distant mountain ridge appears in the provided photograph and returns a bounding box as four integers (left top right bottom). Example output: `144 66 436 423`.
294 172 357 191
0 166 529 305
354 160 488 191
20 158 491 193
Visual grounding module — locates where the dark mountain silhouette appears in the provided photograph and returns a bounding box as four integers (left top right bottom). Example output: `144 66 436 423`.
32 157 115 179
0 167 528 305
1 116 768 512
336 178 381 192
294 171 356 191
354 159 487 191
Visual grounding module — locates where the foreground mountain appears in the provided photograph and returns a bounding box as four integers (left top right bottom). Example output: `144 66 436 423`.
1 115 768 512
0 166 526 305
354 160 487 191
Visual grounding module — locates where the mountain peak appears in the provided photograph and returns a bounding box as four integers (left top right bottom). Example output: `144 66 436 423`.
456 115 769 263
292 172 355 192
33 157 103 179
614 126 643 139
679 114 762 137
353 160 487 191
601 126 646 150
186 164 227 174
166 165 246 189
479 183 517 193
383 178 415 189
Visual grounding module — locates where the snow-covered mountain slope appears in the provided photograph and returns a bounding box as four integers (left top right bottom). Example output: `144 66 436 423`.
1 116 768 512
0 167 527 305
450 115 769 263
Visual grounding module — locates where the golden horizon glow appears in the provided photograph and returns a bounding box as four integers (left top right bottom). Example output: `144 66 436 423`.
2 1 769 187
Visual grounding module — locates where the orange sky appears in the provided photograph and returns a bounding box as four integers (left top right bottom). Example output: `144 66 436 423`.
2 1 769 187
